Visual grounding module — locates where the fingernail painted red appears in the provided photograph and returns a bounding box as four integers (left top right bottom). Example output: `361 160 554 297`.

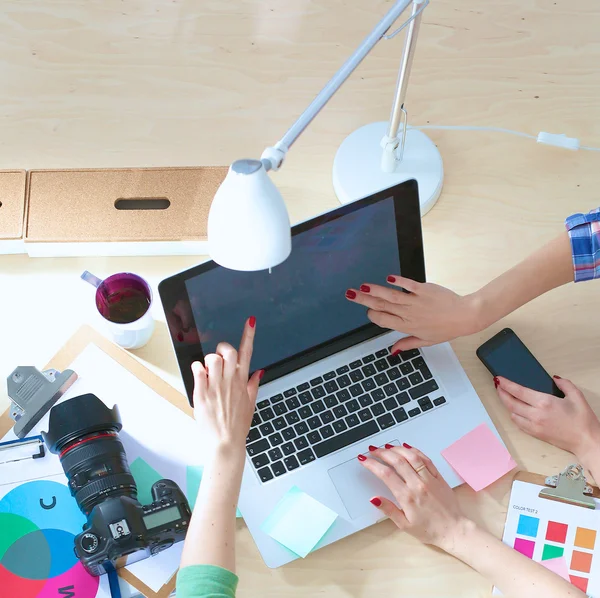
392 350 401 356
553 375 561 379
385 443 394 449
346 289 357 299
357 454 367 461
360 284 371 293
370 497 382 507
177 332 184 342
258 369 265 380
387 275 396 283
249 316 256 328
368 445 378 452
493 376 499 388
402 442 412 449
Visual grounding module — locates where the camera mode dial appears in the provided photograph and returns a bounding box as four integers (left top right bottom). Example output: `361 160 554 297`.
81 533 99 554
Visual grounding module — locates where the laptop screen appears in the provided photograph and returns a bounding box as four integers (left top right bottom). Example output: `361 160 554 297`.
159 180 425 402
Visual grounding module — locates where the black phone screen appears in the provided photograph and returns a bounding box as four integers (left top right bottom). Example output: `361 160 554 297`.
477 329 564 397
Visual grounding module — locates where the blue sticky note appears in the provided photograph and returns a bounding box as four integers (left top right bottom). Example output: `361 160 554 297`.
130 458 163 506
260 486 337 558
517 514 540 538
186 465 242 518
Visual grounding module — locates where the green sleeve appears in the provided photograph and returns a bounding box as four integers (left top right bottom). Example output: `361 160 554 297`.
176 564 238 598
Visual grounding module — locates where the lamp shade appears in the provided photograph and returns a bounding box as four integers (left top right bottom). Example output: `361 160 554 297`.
207 159 291 271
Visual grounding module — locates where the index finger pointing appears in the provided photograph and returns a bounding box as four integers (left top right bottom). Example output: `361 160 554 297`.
238 316 256 375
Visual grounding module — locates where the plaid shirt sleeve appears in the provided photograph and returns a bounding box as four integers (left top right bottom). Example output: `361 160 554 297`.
565 207 600 282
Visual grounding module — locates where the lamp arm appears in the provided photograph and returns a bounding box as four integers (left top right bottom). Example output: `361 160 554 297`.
260 0 415 172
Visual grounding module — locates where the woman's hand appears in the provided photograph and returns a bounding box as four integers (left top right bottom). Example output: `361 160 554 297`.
496 376 600 467
191 317 263 453
345 276 483 352
359 444 470 550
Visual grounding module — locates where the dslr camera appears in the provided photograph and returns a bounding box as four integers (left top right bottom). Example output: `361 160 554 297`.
42 393 191 576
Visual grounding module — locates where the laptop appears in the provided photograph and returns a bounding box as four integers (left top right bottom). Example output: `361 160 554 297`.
159 180 501 568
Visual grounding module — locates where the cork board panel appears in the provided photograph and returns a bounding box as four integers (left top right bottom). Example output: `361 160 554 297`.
26 166 227 242
0 170 27 240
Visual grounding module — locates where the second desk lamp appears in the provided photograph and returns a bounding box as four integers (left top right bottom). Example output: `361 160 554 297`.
208 0 442 272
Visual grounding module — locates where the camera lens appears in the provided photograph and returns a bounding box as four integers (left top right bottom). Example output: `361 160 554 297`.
42 394 138 515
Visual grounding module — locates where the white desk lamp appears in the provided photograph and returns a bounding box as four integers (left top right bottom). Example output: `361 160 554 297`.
208 0 442 272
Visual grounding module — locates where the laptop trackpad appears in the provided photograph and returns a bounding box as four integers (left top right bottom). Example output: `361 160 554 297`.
328 440 400 520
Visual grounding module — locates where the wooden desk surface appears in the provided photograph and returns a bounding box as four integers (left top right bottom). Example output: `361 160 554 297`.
0 1 599 595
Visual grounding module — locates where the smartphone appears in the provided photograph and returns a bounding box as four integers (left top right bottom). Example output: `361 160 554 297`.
476 328 564 398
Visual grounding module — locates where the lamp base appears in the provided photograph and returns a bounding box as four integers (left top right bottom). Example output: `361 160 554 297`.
332 122 444 215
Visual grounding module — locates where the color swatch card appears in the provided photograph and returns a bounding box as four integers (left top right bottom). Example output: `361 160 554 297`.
495 479 600 596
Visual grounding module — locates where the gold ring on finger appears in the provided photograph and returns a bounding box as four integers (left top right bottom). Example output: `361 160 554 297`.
415 464 427 475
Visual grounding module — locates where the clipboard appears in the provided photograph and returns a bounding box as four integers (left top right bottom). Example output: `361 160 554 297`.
0 325 193 598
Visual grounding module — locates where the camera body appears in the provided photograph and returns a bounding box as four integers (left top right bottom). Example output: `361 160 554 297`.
42 393 191 576
76 479 190 576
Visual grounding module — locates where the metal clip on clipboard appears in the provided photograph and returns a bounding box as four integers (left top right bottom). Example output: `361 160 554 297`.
0 435 46 465
540 464 596 510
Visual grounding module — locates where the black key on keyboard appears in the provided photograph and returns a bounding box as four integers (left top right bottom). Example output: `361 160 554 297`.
371 388 385 402
298 448 316 465
251 412 261 427
338 374 351 388
307 430 322 444
273 417 287 430
258 466 273 482
418 397 434 411
297 382 310 392
408 407 421 417
396 377 410 391
313 421 379 458
312 386 326 399
299 391 313 405
336 365 350 375
324 380 339 393
312 400 326 413
284 388 297 398
294 421 309 435
409 380 439 400
362 364 376 377
257 399 270 410
308 416 322 430
282 427 296 441
409 372 424 385
387 367 401 380
273 403 288 416
269 433 284 446
282 442 295 455
337 389 351 401
324 395 338 408
349 383 363 397
412 356 426 369
375 349 388 358
321 424 334 439
350 360 362 369
383 397 398 411
362 353 376 363
359 394 373 408
286 411 300 425
347 399 360 413
294 436 309 450
247 439 269 456
400 362 414 376
252 453 269 468
247 428 260 443
310 376 323 386
268 447 283 461
298 406 312 419
374 373 389 386
321 410 334 424
375 358 389 372
393 407 409 423
333 419 348 433
271 394 284 403
378 413 395 429
333 405 348 418
371 403 385 416
323 370 336 380
358 409 372 422
401 349 421 361
433 396 447 406
362 378 376 392
420 365 433 380
285 455 300 470
387 353 401 366
350 369 364 382
397 392 411 405
383 383 397 397
272 461 286 477
259 422 274 436
285 397 300 410
346 414 360 427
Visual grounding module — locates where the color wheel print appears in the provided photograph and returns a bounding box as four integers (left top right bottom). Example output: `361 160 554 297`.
0 480 100 597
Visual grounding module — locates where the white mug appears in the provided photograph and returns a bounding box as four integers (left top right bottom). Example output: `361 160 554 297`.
81 271 155 349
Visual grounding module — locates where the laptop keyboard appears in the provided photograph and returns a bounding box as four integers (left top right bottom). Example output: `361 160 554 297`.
246 347 447 483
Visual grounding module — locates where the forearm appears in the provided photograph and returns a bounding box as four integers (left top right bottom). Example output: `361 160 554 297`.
577 434 600 486
471 232 573 331
180 443 246 572
441 519 584 598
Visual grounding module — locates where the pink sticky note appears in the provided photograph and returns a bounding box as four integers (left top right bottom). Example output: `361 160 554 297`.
441 423 517 491
540 557 570 582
